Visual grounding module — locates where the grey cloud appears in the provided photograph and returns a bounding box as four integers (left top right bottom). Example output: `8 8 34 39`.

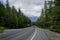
3 0 45 17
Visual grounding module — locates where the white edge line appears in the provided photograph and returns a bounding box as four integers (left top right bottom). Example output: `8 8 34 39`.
31 28 37 40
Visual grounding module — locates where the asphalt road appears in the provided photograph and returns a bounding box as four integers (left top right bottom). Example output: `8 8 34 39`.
0 26 60 40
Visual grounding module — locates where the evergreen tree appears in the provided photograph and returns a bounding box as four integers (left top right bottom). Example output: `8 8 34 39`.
0 2 5 26
36 0 60 33
55 0 60 6
4 0 12 28
0 0 31 29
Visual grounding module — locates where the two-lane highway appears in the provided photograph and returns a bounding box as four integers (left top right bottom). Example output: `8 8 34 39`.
0 26 60 40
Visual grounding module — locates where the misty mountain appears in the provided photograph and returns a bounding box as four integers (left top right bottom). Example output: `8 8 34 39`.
29 16 39 22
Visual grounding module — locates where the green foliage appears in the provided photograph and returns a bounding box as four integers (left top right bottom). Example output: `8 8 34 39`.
0 0 31 29
0 2 5 26
50 29 60 33
0 26 5 33
36 0 60 33
55 0 60 6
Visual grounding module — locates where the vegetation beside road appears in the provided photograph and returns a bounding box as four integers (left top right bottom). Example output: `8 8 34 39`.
36 0 60 33
0 0 60 33
0 0 31 29
0 26 5 33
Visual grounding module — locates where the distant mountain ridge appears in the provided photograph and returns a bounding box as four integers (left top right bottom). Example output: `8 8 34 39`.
29 16 39 22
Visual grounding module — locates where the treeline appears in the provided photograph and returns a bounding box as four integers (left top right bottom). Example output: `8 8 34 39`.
0 0 31 29
36 0 60 33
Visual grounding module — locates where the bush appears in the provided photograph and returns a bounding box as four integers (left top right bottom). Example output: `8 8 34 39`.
50 29 60 33
0 26 5 33
50 26 60 33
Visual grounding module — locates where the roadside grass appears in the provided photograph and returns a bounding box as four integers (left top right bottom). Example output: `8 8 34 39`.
0 26 5 33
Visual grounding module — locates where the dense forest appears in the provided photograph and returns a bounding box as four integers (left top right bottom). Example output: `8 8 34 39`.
0 0 31 29
36 0 60 33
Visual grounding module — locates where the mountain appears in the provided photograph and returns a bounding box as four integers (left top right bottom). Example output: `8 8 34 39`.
29 16 39 22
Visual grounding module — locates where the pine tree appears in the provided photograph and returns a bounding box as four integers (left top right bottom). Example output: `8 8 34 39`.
4 0 11 28
55 0 60 6
0 2 5 26
0 0 31 29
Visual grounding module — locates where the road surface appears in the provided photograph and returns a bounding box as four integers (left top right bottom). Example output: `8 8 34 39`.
0 26 60 40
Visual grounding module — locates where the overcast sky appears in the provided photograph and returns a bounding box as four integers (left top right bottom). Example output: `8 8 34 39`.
0 0 46 17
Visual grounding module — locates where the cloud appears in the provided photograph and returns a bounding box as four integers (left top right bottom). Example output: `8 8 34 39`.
2 0 45 17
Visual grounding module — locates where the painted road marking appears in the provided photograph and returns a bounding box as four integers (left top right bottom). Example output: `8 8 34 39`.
31 28 37 40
